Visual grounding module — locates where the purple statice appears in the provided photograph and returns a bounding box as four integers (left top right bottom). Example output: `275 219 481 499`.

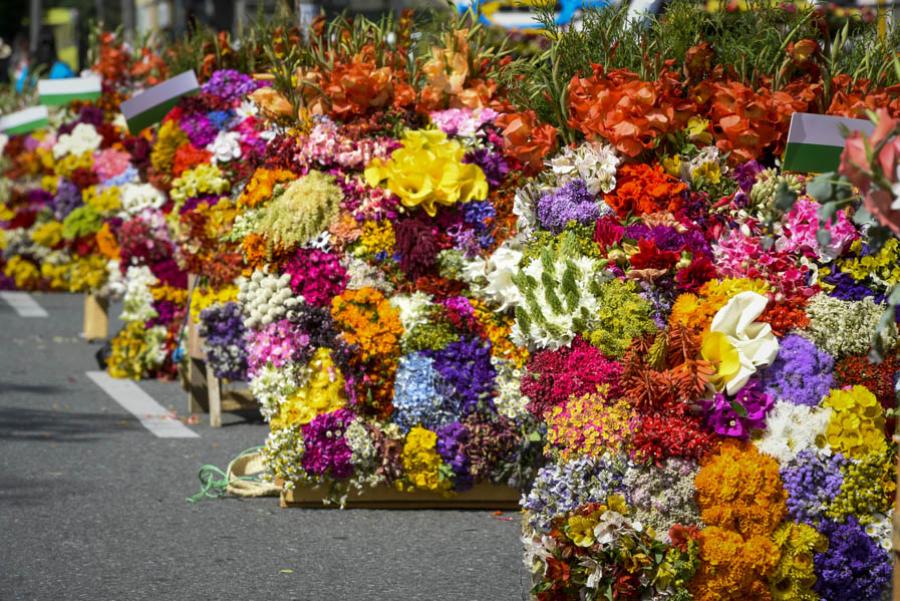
57 106 104 135
301 408 355 479
464 147 508 188
27 188 54 210
814 517 891 601
822 270 885 303
51 180 83 220
201 69 261 103
701 379 773 439
781 450 845 525
522 456 627 531
179 112 217 148
462 200 496 250
758 334 834 406
199 302 248 380
436 422 473 491
536 178 602 233
424 337 496 415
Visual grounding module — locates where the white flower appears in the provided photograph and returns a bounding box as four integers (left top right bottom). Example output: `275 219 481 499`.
206 130 242 164
710 291 779 394
120 265 158 322
464 242 523 310
52 123 102 159
120 183 166 216
755 400 831 463
549 140 620 195
390 292 433 335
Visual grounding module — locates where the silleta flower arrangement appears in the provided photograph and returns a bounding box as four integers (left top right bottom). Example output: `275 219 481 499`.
0 7 899 599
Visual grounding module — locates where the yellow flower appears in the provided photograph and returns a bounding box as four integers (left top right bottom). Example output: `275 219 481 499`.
565 514 597 547
30 221 64 248
822 385 886 458
364 129 488 217
701 330 741 389
687 116 713 145
272 348 346 428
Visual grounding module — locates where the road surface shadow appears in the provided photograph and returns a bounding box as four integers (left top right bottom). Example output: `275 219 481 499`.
0 407 137 442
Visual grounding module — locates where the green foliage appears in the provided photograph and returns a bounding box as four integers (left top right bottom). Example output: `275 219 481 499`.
584 278 656 359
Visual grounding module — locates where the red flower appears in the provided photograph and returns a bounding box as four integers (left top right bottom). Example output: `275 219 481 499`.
594 215 625 251
495 110 558 175
675 256 718 291
546 557 571 583
629 238 680 271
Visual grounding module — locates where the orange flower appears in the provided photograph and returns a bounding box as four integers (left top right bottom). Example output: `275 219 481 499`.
95 222 120 260
237 168 296 209
241 233 268 272
604 163 687 218
567 64 693 157
494 110 557 174
172 143 212 178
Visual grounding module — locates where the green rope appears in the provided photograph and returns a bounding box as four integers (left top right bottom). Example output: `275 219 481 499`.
186 446 265 503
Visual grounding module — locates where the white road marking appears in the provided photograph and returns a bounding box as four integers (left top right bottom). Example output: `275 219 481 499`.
0 292 48 317
86 371 199 438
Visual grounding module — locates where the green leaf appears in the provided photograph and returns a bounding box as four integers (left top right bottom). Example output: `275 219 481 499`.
888 284 900 306
806 174 835 203
816 229 832 247
730 399 748 418
774 181 799 212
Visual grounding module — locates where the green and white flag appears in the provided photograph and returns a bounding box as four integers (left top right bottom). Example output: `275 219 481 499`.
0 106 49 135
38 75 102 106
120 71 199 134
783 112 874 173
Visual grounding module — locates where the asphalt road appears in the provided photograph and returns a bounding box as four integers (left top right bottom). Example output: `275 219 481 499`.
0 292 530 601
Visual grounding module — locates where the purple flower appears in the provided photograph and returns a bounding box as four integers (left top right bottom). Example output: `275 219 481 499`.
301 409 355 479
199 302 248 380
814 517 891 601
732 160 764 193
424 338 496 415
436 422 473 490
758 334 834 406
179 113 217 148
701 380 773 438
464 148 508 188
51 180 83 220
536 178 602 233
201 70 262 103
780 450 845 525
822 270 885 303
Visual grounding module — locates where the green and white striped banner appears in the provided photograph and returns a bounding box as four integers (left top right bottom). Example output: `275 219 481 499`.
120 71 199 134
783 112 874 173
0 106 50 136
38 75 102 106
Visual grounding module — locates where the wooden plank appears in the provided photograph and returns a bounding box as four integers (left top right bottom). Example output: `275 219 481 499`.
187 356 208 414
82 294 109 341
206 361 222 428
280 482 520 510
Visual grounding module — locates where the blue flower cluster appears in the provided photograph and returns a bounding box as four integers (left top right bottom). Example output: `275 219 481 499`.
814 517 891 600
780 450 845 525
759 334 834 406
391 353 453 432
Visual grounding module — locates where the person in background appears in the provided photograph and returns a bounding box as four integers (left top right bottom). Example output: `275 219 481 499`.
15 27 73 93
0 37 12 85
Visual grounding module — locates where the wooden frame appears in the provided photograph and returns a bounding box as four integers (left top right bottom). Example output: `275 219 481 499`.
280 482 520 510
82 293 109 341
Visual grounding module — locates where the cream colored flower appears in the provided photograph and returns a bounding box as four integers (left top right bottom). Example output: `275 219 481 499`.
709 291 779 394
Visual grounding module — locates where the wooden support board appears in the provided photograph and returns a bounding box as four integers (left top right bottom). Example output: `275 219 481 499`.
82 294 109 341
280 483 520 510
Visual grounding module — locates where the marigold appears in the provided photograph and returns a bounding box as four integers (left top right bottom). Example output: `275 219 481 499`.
604 164 687 219
695 440 787 538
691 526 779 601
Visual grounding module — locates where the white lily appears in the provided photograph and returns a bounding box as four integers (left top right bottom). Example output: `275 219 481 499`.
709 291 779 395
